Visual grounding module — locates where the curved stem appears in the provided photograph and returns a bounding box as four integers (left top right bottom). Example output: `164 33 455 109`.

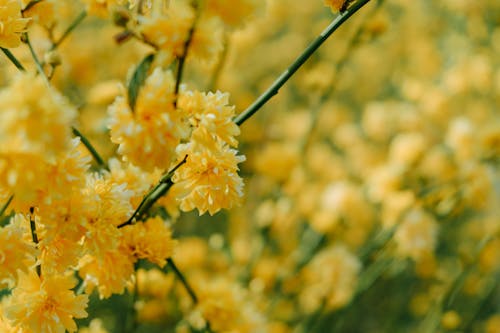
24 33 48 82
1 48 25 71
50 11 87 51
118 155 188 228
22 0 44 12
29 207 41 277
174 0 200 107
208 33 229 91
72 127 108 170
0 195 14 217
167 258 198 304
234 0 372 126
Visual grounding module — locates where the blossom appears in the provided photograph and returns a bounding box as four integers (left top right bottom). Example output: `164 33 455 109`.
0 0 29 48
78 250 135 299
300 245 361 312
122 216 176 267
179 90 240 147
172 135 245 215
3 270 88 333
191 277 267 332
108 68 189 171
82 0 129 18
205 0 261 28
139 0 194 58
0 72 76 157
394 207 438 261
0 73 78 209
0 214 37 288
323 0 347 12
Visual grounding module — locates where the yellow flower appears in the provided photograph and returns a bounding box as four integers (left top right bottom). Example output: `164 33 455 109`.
122 216 176 267
78 250 135 299
192 277 267 332
394 207 438 261
0 0 29 48
139 0 194 58
300 245 361 312
189 17 224 65
173 135 245 215
0 214 37 288
205 0 261 28
3 270 88 333
323 0 347 12
0 73 79 209
82 0 129 18
108 68 189 171
179 90 240 147
0 72 77 157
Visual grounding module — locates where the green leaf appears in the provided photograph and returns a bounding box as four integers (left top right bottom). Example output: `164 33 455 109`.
128 53 155 112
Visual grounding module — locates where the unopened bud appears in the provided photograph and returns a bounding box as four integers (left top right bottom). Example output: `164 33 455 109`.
44 50 61 67
112 7 131 27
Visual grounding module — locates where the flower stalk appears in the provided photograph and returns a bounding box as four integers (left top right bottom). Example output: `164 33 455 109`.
234 0 372 126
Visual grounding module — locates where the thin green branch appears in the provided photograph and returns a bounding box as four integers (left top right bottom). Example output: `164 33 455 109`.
300 0 385 153
72 127 109 170
24 33 48 82
50 11 87 51
117 155 188 228
0 195 14 217
29 207 41 277
22 0 44 12
208 33 229 91
167 258 198 304
1 48 26 71
165 258 215 331
174 0 200 107
125 267 139 333
233 0 372 126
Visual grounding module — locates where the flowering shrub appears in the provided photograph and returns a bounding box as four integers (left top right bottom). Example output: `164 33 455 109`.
0 0 499 332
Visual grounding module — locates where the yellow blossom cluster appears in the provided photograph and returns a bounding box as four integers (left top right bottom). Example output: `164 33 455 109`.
0 0 498 332
0 0 29 48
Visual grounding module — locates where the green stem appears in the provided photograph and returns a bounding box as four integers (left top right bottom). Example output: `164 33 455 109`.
50 11 87 51
1 48 26 71
125 268 139 333
29 207 41 277
72 127 108 170
174 0 200 107
233 0 372 126
208 33 229 91
167 258 198 304
22 0 44 12
166 258 214 331
24 33 48 82
117 155 188 228
0 195 14 217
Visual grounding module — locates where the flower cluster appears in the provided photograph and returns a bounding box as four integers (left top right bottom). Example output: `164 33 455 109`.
0 0 499 332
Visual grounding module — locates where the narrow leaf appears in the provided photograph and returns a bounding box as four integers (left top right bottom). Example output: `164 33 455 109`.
128 53 155 111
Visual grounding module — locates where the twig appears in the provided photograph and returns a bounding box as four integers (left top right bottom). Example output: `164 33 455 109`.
50 11 87 51
22 0 44 12
72 127 109 170
174 0 200 107
0 195 14 217
24 33 48 82
29 207 41 277
1 48 26 71
233 0 372 126
208 33 229 91
117 155 188 228
167 258 198 304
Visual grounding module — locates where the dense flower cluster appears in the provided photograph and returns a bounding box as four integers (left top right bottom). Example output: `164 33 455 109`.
0 0 498 332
